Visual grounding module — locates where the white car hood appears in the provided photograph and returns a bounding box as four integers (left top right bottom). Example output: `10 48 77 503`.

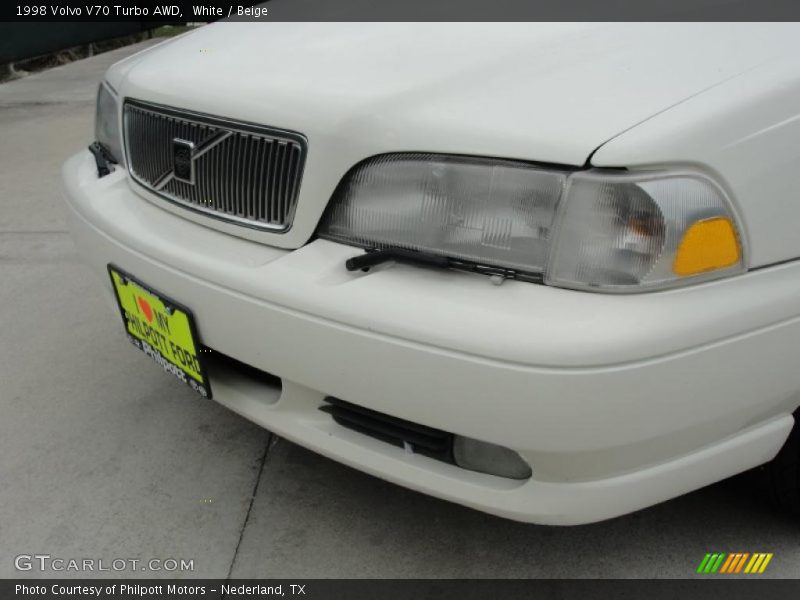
111 23 800 247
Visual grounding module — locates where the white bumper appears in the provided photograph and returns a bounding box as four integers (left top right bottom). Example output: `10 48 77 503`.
63 151 799 524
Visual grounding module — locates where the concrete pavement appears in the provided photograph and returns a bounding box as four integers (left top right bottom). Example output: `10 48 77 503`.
0 40 270 580
1 39 798 580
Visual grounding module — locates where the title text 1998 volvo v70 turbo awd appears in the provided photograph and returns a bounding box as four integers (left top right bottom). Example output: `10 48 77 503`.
63 23 800 524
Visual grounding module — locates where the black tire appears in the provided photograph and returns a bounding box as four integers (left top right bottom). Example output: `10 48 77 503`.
762 410 800 514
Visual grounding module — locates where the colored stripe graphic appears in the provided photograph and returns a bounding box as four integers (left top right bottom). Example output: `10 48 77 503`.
745 553 774 574
711 554 726 573
734 553 749 573
699 552 773 575
697 553 727 573
759 554 774 573
697 554 713 573
720 553 741 573
745 554 760 573
719 554 736 573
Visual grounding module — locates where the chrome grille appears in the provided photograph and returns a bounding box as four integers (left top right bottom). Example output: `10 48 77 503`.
123 100 307 231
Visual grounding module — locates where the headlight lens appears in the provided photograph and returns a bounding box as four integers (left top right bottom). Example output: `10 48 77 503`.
320 153 566 275
318 154 745 292
95 82 123 165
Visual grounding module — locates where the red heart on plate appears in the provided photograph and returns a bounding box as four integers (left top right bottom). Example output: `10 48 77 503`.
137 296 154 323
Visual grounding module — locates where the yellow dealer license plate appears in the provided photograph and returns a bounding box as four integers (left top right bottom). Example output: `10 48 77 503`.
108 265 211 399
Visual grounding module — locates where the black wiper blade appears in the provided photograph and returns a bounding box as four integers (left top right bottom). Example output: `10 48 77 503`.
343 246 543 284
345 247 450 272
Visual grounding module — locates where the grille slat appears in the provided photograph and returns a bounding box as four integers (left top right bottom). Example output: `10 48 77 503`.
213 139 222 213
200 140 210 212
234 133 244 217
277 142 287 225
265 141 275 223
124 100 307 231
287 145 301 222
253 139 265 222
223 135 232 215
248 137 257 219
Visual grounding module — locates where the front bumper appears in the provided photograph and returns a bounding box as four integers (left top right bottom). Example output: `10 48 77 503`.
63 151 799 524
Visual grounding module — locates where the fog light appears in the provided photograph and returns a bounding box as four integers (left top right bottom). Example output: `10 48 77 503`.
453 436 532 480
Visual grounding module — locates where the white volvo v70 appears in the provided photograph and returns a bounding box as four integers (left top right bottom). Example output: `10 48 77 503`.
63 23 800 524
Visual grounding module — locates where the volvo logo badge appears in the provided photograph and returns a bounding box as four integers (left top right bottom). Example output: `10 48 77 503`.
154 131 231 191
172 139 195 184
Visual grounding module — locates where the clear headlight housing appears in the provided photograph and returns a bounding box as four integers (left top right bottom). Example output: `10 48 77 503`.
95 81 124 165
318 154 746 293
320 154 566 275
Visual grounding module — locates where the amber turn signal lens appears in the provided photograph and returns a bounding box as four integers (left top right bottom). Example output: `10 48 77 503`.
673 217 741 276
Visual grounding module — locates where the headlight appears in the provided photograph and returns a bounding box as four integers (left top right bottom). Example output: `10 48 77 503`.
318 154 745 292
320 153 567 276
95 82 123 165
